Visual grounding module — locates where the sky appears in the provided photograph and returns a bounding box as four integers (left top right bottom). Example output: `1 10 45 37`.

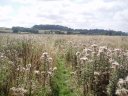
0 0 128 32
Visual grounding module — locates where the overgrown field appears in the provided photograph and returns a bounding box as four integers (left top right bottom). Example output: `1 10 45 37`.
0 34 128 96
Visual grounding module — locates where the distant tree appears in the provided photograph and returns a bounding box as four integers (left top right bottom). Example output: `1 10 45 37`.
12 27 19 33
32 24 73 31
31 28 39 34
12 27 39 34
12 25 128 36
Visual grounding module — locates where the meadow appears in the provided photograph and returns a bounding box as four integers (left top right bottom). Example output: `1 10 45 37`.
0 34 128 96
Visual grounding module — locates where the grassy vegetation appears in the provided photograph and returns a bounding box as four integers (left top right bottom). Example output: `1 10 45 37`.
0 34 128 96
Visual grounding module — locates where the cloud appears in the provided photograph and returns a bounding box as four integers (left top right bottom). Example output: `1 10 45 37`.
0 0 128 32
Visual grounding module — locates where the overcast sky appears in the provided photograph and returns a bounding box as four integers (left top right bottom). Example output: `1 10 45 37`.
0 0 128 32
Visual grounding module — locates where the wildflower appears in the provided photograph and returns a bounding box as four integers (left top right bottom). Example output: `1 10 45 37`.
48 57 53 63
70 71 76 75
80 56 88 61
0 52 5 58
94 71 100 76
99 46 107 53
48 71 52 75
17 87 28 93
34 70 40 74
116 88 128 96
116 89 121 95
25 68 30 72
92 52 97 57
40 52 48 59
114 48 121 56
120 88 128 95
111 61 119 70
91 44 97 48
41 71 45 74
97 51 103 56
9 87 27 96
53 67 57 71
26 64 31 69
117 79 125 88
109 58 114 64
125 76 128 83
91 44 98 52
43 52 48 55
121 88 128 96
83 48 92 54
114 48 121 52
8 61 14 65
85 53 90 58
10 87 16 92
22 67 26 71
16 67 20 71
76 52 80 56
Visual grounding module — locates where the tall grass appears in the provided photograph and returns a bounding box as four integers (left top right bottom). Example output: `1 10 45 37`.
0 34 128 96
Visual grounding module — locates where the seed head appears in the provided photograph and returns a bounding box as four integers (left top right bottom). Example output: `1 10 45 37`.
91 44 97 48
94 71 100 76
111 61 119 70
99 46 107 53
26 64 31 69
43 52 48 56
40 52 48 59
125 76 128 83
114 48 121 52
48 57 53 62
34 70 40 74
117 78 125 88
53 67 57 71
70 71 76 75
48 71 52 75
76 52 80 56
80 56 88 62
115 89 121 95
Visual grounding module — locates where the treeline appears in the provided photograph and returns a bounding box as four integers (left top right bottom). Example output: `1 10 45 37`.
12 27 39 33
12 25 128 36
32 24 72 31
75 29 128 36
